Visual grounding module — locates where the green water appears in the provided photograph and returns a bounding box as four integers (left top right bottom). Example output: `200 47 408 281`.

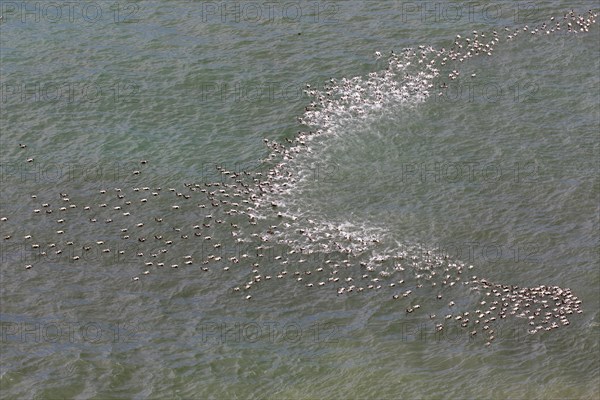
1 1 599 399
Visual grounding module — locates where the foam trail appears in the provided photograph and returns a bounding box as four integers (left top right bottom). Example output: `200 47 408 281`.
1 9 596 346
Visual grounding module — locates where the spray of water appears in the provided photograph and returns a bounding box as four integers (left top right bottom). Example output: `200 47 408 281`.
2 9 596 345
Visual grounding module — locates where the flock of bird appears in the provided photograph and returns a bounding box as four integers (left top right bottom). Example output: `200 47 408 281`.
2 10 595 345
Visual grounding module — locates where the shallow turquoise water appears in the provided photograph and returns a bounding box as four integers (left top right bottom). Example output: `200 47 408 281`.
1 1 599 399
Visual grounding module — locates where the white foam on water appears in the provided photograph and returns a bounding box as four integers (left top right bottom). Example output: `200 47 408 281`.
2 9 596 345
242 9 596 342
255 9 598 255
